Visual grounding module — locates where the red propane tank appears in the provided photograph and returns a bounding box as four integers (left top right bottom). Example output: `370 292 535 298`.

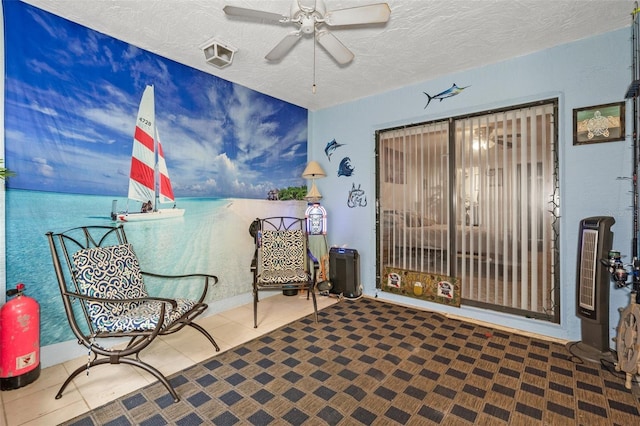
0 283 40 390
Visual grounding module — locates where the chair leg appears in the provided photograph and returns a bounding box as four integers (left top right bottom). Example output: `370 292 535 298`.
55 362 94 400
56 356 180 403
253 289 259 328
311 288 318 323
188 322 220 352
123 357 180 403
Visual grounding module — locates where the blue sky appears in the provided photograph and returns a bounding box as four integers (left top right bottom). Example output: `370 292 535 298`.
3 1 308 199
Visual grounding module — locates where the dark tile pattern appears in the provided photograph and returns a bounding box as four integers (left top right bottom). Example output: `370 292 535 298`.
62 298 640 425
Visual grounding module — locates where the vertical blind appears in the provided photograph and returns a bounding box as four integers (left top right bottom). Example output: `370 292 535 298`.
379 101 558 321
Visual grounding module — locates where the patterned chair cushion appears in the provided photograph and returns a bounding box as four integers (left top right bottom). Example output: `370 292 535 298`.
73 244 195 332
258 230 309 285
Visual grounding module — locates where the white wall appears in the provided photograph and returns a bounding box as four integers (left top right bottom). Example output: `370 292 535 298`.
309 28 633 345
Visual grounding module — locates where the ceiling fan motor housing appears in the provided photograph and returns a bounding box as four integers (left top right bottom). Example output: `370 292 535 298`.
292 0 326 34
300 16 316 34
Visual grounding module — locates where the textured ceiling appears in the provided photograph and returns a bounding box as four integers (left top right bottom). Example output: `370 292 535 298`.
21 0 633 111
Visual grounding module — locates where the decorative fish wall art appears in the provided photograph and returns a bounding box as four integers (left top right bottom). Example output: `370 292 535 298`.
324 138 344 161
423 83 470 109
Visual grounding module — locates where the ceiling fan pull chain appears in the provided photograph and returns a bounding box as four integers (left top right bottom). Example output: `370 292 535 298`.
313 33 317 94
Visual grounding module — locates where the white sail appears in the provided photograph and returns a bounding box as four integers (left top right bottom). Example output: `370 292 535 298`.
128 85 156 205
112 85 185 222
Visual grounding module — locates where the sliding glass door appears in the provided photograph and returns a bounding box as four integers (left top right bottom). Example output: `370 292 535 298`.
377 100 559 321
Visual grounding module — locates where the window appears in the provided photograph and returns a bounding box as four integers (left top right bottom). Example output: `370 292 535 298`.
377 100 559 322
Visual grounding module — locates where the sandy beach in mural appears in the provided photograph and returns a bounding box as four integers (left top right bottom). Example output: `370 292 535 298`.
225 198 307 226
128 197 307 303
203 197 307 287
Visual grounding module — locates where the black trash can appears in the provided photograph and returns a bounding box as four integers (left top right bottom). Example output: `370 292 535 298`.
329 247 361 298
282 286 298 296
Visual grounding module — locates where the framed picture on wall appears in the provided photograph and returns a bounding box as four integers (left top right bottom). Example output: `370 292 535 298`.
573 102 625 145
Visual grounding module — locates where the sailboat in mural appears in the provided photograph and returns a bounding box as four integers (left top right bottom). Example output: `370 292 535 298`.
111 85 185 222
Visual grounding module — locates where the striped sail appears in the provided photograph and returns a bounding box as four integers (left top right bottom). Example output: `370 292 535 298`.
128 85 156 205
156 133 175 204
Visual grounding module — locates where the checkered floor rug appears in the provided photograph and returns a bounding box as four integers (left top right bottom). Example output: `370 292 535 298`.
63 298 640 425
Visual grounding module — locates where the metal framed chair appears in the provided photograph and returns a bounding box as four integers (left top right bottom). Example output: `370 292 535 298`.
250 216 318 328
45 225 220 403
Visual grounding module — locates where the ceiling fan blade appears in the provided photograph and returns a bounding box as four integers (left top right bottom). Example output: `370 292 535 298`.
325 3 391 26
265 32 302 61
223 5 289 23
316 30 354 65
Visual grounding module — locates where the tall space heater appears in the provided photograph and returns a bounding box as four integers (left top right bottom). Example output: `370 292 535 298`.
329 247 361 298
573 216 615 362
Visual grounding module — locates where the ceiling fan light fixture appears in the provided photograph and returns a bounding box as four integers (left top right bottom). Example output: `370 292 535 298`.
201 38 238 68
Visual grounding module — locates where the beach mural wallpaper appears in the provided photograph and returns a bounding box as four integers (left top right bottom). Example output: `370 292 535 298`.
3 1 308 346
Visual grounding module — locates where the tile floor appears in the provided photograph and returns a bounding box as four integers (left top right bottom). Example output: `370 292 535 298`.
0 292 337 426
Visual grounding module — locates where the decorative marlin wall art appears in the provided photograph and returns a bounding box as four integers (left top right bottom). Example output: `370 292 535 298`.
423 83 470 109
324 138 344 161
337 157 354 177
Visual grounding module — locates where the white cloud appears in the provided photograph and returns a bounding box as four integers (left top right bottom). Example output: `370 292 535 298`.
33 157 55 177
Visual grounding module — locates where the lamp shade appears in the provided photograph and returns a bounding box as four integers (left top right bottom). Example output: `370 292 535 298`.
302 161 327 179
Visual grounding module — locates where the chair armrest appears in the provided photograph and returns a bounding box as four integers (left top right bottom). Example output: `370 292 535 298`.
307 248 320 271
63 290 179 309
140 271 217 305
64 291 170 348
250 249 257 272
306 249 319 283
141 271 218 285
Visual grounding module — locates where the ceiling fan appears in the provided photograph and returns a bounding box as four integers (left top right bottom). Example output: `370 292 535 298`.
223 0 391 65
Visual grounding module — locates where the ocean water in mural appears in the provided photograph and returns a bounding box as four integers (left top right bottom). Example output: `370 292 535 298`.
5 189 256 346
